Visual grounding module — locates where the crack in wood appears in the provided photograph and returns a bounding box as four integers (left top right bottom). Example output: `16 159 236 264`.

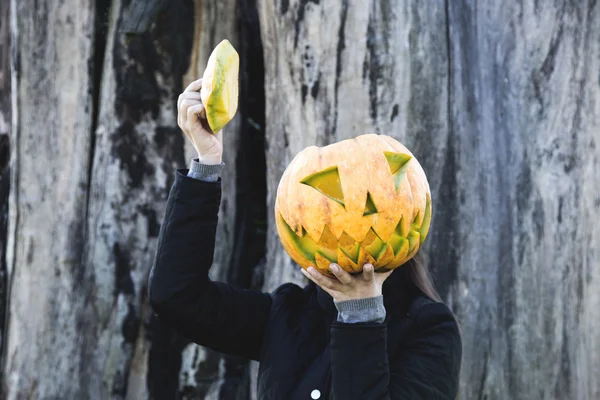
331 0 348 141
0 0 10 374
294 0 320 49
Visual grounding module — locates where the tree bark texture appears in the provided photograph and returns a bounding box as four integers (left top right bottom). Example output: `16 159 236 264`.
3 0 98 397
84 0 195 398
0 0 11 371
2 0 192 397
259 1 600 400
3 0 266 398
444 3 600 399
1 0 599 399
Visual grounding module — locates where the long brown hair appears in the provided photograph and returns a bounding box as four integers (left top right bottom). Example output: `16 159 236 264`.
405 253 461 399
402 252 443 303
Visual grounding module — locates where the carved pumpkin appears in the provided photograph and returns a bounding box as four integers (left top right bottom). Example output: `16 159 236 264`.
275 134 431 276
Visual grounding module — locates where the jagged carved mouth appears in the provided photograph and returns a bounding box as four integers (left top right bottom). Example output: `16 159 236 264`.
277 193 431 272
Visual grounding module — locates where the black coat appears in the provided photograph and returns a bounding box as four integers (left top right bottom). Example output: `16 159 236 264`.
149 171 462 400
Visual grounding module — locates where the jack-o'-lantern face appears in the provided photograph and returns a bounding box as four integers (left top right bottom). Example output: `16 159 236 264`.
275 134 432 276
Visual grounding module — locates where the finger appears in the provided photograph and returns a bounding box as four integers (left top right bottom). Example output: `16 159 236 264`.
178 92 202 108
179 99 201 124
307 267 343 291
184 78 203 92
301 269 338 297
187 103 206 127
301 267 317 284
301 268 325 289
329 263 352 285
199 113 213 133
362 264 375 282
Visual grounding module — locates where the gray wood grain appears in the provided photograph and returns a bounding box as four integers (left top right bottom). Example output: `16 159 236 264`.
119 0 168 34
0 0 11 371
1 0 598 398
446 2 600 399
2 0 97 397
83 0 197 398
259 1 600 399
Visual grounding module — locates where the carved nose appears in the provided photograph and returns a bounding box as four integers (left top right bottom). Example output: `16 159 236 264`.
363 191 378 216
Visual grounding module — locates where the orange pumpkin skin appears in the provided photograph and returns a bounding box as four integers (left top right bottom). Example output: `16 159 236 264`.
275 134 431 276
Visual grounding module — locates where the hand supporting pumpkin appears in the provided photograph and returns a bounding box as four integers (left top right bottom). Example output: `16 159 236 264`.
301 263 393 302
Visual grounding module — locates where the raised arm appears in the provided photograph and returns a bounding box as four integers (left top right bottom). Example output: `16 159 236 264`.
148 79 271 360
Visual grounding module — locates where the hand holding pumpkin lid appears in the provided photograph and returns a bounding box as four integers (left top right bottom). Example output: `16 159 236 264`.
201 39 239 133
275 134 432 277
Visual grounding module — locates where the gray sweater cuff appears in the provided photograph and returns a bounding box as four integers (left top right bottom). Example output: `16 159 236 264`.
334 295 386 324
187 159 224 182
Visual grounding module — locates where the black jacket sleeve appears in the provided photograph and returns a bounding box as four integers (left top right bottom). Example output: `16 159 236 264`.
329 302 462 399
148 170 272 360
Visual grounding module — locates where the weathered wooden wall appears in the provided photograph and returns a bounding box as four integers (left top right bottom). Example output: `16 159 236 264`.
85 0 195 398
1 0 599 399
1 0 192 397
3 0 98 397
2 0 266 397
446 2 600 399
0 0 11 371
259 1 600 400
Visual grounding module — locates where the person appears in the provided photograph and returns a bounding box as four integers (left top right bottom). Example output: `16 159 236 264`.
148 78 462 399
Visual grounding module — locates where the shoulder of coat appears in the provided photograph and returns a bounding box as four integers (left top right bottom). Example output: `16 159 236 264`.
406 295 440 320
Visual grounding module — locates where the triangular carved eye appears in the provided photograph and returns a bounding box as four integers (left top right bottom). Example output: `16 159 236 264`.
384 151 412 191
300 166 345 208
363 191 378 216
